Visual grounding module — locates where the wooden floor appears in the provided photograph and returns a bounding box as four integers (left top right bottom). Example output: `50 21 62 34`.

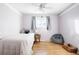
33 42 75 55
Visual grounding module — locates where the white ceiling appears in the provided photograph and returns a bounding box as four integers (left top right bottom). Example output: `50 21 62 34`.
8 3 73 14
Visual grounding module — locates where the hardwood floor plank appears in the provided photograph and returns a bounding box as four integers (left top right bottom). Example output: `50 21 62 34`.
33 41 75 55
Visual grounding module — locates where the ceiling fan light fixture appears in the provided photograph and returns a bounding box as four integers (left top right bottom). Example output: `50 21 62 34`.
40 3 46 8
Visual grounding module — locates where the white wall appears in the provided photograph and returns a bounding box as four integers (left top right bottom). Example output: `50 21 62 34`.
0 4 21 35
21 14 58 41
59 4 79 49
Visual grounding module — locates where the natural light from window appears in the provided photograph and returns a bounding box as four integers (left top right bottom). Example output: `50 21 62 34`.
75 20 79 34
36 16 48 30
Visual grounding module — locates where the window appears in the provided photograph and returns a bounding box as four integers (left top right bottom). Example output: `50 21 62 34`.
35 16 48 30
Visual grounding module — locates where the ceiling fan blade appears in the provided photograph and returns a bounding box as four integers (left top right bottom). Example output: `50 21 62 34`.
31 3 40 7
45 7 53 9
32 3 47 8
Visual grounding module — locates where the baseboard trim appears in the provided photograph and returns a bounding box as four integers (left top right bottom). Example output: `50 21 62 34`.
40 40 51 42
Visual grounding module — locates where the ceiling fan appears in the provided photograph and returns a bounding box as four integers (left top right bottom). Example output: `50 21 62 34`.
32 3 52 11
39 3 46 9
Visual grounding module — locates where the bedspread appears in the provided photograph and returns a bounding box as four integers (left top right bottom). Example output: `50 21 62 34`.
0 33 34 55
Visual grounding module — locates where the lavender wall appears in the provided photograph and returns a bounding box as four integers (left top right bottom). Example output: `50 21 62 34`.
59 4 79 50
0 4 21 35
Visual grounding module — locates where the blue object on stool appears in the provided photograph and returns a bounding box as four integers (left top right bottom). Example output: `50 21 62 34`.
51 34 64 44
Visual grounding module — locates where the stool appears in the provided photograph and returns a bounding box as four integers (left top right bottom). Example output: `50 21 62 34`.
34 34 41 43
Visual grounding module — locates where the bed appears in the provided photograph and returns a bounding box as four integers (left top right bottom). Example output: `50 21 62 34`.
0 33 34 55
